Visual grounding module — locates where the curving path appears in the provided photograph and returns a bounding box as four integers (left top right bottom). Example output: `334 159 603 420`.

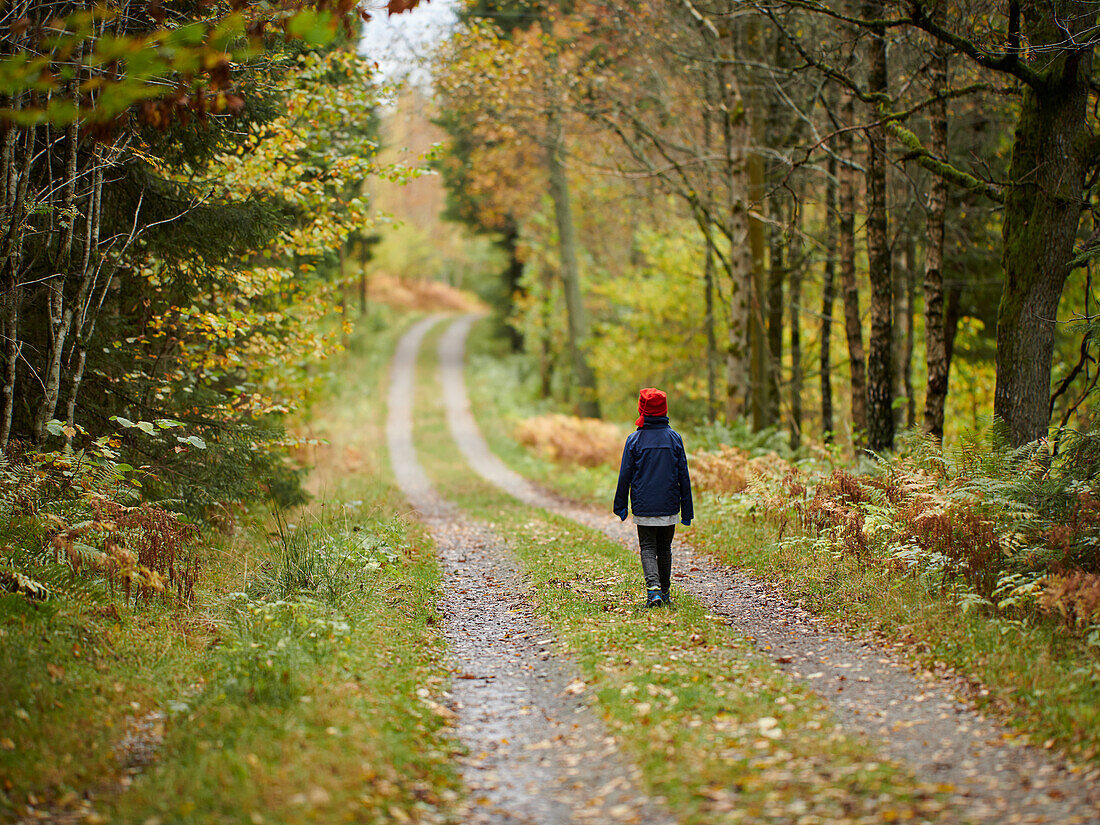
432 314 1100 825
386 315 673 825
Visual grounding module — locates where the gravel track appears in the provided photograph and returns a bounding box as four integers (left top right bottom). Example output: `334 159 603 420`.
387 315 672 825
434 313 1100 825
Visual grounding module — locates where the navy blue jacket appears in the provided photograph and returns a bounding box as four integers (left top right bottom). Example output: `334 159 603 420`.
613 416 694 525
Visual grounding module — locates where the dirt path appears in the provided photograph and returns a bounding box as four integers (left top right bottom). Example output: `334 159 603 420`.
386 316 672 825
434 314 1100 825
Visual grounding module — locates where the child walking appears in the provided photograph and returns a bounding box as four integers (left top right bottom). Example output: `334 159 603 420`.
613 387 694 608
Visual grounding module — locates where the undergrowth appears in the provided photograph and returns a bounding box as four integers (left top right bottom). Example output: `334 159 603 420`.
416 327 954 825
1 309 463 823
464 318 1100 762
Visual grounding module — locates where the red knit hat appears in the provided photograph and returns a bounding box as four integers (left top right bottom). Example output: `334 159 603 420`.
635 387 668 427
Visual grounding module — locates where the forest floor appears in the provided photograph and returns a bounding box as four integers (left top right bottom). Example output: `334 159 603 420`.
7 308 1099 825
393 313 1100 825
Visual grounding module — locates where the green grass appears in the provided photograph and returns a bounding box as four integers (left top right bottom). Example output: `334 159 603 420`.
1 309 464 824
694 511 1100 761
462 319 1100 765
412 321 953 824
0 590 212 817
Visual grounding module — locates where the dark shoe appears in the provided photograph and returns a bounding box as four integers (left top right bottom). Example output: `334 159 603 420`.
661 590 672 607
645 589 664 608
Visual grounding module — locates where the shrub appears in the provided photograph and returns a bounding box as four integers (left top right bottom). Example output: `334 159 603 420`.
0 446 200 608
217 595 352 704
727 425 1100 627
1039 572 1100 629
689 446 795 496
514 414 624 468
248 508 404 608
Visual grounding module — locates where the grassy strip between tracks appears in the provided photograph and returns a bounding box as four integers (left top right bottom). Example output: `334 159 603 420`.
3 311 463 825
413 325 955 825
461 322 1100 765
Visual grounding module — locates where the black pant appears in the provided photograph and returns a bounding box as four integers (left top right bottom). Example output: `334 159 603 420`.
637 524 675 593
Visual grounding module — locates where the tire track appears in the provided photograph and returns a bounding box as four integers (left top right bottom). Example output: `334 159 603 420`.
434 314 1100 825
386 315 673 825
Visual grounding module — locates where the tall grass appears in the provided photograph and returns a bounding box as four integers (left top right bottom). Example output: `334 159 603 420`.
249 506 405 609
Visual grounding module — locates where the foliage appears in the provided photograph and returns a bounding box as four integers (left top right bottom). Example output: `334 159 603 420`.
514 413 624 468
416 354 952 824
89 46 397 513
2 309 464 823
250 507 406 608
0 445 200 610
725 426 1100 631
216 595 353 704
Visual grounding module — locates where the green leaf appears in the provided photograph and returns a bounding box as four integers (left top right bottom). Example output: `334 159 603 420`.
286 9 336 46
136 421 156 435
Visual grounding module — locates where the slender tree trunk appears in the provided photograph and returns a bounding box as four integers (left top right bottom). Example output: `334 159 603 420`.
0 118 21 449
789 209 803 450
727 196 753 424
0 285 18 449
892 231 916 428
765 200 784 424
747 163 768 427
35 152 105 443
995 6 1096 446
821 154 838 442
704 239 718 422
838 96 867 442
702 75 719 423
891 232 907 426
500 224 524 352
2 120 33 447
904 234 916 427
863 1 894 453
538 266 554 400
722 58 752 422
546 110 600 418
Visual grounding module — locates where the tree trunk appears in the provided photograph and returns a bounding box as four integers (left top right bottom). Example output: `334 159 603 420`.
722 61 752 423
538 266 554 400
904 234 916 428
893 232 916 429
704 239 718 422
765 201 784 424
34 151 104 444
892 234 907 426
863 0 894 453
701 72 719 424
0 124 22 449
922 49 950 442
726 196 753 423
995 8 1095 446
546 110 600 418
500 224 525 352
789 210 803 450
1 116 33 448
821 154 838 442
0 284 18 450
838 95 867 442
747 153 768 429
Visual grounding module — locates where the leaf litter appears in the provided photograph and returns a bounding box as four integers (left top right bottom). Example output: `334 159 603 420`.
435 314 1100 825
387 315 673 824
